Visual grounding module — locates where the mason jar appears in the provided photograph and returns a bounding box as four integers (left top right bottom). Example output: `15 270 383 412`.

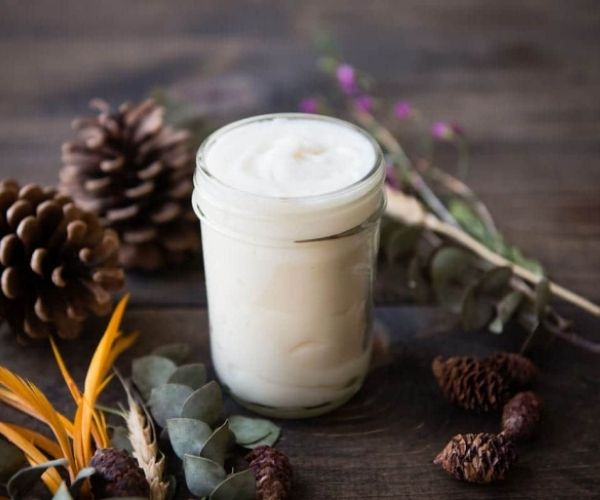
192 113 385 418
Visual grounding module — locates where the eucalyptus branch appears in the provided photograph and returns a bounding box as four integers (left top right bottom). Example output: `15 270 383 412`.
385 186 600 317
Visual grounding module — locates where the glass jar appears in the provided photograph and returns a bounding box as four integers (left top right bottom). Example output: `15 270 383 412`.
193 113 385 418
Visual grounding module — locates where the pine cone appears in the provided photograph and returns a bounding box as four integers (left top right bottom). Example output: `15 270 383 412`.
60 98 200 271
434 432 517 483
90 448 149 498
432 352 538 412
501 391 543 441
488 352 537 387
0 180 123 343
432 356 511 411
246 445 292 500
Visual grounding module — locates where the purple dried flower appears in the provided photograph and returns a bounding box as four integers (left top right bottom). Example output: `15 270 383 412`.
451 122 465 137
336 63 357 94
354 95 374 113
298 97 319 114
394 101 412 120
431 121 454 140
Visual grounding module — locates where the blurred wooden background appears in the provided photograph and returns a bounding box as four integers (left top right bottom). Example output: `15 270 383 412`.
0 1 599 499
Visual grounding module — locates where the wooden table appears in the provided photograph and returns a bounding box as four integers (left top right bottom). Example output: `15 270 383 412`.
1 1 599 498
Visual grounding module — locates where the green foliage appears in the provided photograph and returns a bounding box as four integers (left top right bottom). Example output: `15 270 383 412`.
131 343 282 499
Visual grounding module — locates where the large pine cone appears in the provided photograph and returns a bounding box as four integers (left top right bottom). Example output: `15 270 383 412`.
434 432 517 483
60 98 200 271
90 448 149 498
432 352 537 412
246 445 292 500
0 180 123 343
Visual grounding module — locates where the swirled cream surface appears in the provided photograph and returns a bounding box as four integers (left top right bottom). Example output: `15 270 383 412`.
204 117 376 197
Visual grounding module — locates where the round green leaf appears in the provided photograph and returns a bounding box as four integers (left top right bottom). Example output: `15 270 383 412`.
477 266 512 294
149 383 194 427
183 455 226 498
430 246 477 313
200 421 233 467
181 381 223 426
209 469 256 500
132 355 177 399
166 418 212 459
167 363 207 390
384 225 422 263
152 343 191 365
489 291 523 334
229 415 281 447
461 285 495 332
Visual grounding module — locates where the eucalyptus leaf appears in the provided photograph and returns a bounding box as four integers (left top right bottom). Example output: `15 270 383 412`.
461 267 513 332
229 415 281 448
242 428 281 448
430 246 478 312
385 225 422 263
53 482 72 500
461 285 495 332
152 343 191 365
149 383 194 427
110 425 132 453
7 458 67 499
448 198 494 247
477 266 512 294
489 291 524 334
166 418 213 459
132 355 177 399
168 363 207 390
209 469 256 500
181 381 223 427
200 420 233 467
183 455 226 498
0 438 26 481
69 466 95 497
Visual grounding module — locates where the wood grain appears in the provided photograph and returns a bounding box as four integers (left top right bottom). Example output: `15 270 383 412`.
0 1 599 498
1 307 599 499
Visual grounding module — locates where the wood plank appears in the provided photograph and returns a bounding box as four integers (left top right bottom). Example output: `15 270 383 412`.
0 306 598 498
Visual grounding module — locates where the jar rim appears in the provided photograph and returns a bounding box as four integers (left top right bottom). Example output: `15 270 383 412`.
194 112 384 204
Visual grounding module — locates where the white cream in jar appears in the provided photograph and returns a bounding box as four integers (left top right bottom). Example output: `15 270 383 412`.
193 114 384 418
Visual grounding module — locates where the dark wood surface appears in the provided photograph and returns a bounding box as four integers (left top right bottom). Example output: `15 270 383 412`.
1 1 599 498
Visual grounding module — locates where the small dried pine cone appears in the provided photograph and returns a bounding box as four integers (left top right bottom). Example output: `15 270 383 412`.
432 355 512 412
0 180 124 343
487 352 537 388
434 432 517 484
501 391 543 441
90 448 149 498
246 445 292 500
